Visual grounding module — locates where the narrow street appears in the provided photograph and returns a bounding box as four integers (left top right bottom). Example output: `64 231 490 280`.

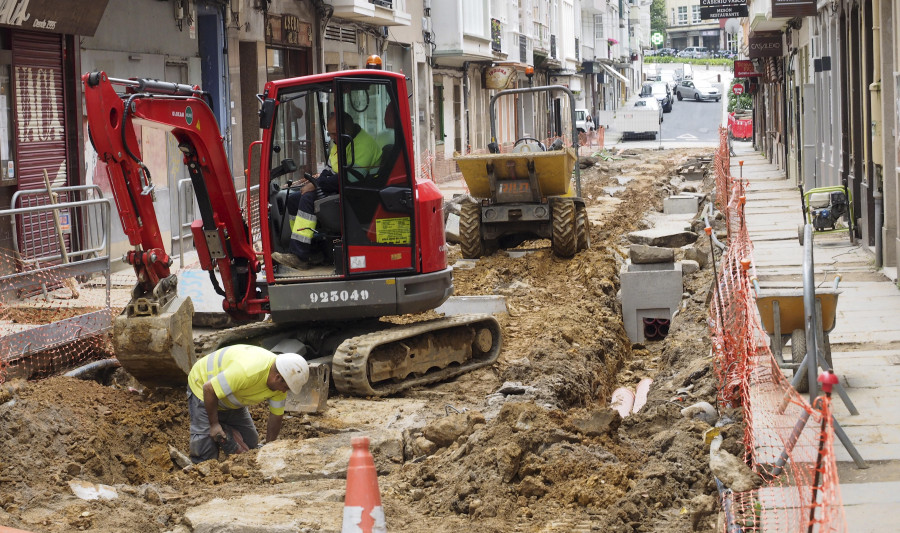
1 147 733 532
1 0 898 531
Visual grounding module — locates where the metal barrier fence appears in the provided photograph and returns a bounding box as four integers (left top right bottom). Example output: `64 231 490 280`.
11 185 107 267
709 127 847 532
172 178 260 268
0 196 113 381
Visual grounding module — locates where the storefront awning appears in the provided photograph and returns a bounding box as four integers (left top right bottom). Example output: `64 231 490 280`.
0 0 110 36
600 63 630 88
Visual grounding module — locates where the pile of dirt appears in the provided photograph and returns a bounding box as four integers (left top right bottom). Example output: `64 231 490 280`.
0 148 735 532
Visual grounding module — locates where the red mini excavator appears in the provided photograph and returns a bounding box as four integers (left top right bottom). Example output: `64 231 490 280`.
82 67 500 407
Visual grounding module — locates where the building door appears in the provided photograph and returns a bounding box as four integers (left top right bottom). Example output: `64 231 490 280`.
12 31 68 260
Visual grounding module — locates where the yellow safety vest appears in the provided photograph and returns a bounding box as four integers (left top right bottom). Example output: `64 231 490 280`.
188 345 287 416
328 127 382 174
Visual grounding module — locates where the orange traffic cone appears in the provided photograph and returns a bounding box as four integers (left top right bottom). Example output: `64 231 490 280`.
342 436 387 533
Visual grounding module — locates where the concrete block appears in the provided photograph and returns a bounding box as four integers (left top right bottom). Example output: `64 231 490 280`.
627 262 676 272
444 212 460 243
620 261 683 342
435 295 508 316
663 194 700 215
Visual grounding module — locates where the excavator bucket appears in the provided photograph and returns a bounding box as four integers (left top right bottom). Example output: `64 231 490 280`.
112 295 197 388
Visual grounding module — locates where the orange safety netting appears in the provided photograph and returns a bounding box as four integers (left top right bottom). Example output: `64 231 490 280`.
0 247 117 384
709 133 846 532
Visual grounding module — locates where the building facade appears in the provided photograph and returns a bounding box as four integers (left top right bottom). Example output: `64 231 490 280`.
745 0 900 271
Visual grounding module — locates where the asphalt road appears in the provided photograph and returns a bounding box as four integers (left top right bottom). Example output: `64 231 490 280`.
606 64 731 149
660 87 723 143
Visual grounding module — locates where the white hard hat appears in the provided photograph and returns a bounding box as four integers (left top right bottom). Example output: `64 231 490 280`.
275 353 309 395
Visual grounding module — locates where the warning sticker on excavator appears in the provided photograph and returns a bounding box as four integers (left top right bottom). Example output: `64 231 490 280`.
375 217 410 244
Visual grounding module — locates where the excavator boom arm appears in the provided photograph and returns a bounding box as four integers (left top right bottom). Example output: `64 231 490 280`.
82 72 260 316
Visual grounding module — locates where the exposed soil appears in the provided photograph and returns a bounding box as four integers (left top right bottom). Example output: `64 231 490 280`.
0 148 743 532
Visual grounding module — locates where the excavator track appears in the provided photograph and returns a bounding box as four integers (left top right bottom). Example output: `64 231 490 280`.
331 314 502 396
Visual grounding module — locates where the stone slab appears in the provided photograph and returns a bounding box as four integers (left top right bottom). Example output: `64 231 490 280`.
183 482 345 533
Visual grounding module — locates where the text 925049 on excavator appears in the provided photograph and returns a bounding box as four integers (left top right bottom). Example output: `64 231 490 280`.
82 65 501 410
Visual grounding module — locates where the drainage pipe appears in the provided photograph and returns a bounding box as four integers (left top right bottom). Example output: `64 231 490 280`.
702 202 727 250
714 477 743 533
875 180 883 268
657 319 670 336
64 358 121 379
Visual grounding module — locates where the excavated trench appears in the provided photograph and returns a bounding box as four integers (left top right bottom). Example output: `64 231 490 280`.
0 148 742 532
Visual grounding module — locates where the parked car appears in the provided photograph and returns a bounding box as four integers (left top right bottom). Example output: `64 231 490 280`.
575 108 594 133
677 46 710 59
658 70 678 92
621 97 662 140
676 79 721 102
656 48 676 57
640 81 674 113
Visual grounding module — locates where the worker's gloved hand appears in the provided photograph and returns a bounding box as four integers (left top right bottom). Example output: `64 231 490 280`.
209 423 226 444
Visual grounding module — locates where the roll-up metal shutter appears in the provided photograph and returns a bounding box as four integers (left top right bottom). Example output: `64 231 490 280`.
12 31 68 260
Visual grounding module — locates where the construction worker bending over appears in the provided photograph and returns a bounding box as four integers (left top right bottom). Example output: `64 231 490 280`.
272 111 381 270
187 344 309 463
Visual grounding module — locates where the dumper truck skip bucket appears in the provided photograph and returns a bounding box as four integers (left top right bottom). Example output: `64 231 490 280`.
454 85 589 259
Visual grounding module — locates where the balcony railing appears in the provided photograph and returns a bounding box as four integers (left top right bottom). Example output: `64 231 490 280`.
329 0 411 26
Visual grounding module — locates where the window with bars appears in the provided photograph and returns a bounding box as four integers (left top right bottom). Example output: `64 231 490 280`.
677 6 688 25
692 6 701 24
519 34 527 63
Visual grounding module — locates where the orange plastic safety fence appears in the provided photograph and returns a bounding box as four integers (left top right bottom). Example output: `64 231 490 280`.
709 133 846 532
418 149 436 183
714 126 731 214
0 247 117 384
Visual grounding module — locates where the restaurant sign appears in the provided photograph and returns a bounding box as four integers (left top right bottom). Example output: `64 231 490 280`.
0 0 110 36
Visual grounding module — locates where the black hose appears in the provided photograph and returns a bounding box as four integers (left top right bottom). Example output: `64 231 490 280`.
64 358 121 379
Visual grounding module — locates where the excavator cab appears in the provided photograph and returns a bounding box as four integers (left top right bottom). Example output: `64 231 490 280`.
264 81 404 269
255 72 451 323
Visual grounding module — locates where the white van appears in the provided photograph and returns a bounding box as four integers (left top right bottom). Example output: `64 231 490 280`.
681 63 694 80
678 47 709 59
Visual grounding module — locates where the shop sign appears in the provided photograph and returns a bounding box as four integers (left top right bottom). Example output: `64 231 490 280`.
267 14 312 48
699 0 749 20
0 0 109 36
485 65 516 90
748 31 783 58
772 0 816 18
734 60 762 77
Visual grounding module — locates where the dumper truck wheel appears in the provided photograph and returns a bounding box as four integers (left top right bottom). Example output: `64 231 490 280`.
576 207 591 251
459 202 486 259
551 198 577 258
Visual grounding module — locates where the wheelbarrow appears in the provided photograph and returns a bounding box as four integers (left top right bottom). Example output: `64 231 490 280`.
752 277 841 393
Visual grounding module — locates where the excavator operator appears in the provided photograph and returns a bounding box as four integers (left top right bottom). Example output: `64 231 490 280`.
272 110 381 270
187 345 309 463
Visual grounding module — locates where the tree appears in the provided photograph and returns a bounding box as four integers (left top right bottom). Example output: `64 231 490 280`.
651 0 667 39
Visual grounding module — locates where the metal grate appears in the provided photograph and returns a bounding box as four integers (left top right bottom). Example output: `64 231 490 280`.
550 34 556 58
325 24 358 44
519 34 527 63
